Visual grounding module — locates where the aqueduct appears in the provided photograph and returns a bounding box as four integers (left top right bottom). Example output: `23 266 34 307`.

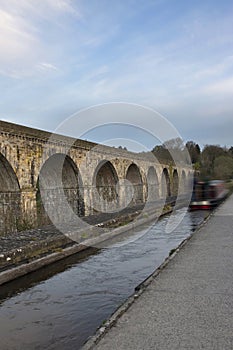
0 121 192 235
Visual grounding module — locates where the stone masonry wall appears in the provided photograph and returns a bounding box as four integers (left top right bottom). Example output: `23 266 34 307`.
0 120 191 235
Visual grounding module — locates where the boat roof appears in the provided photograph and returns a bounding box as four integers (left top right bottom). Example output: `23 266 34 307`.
209 180 224 185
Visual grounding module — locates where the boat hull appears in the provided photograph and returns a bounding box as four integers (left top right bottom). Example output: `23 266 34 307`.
189 181 228 211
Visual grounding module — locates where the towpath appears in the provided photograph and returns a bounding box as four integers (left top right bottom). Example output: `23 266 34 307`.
87 194 233 350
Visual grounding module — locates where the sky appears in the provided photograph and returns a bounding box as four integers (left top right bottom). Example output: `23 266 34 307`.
0 0 233 150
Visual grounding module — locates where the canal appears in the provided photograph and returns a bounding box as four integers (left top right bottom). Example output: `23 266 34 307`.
0 209 210 350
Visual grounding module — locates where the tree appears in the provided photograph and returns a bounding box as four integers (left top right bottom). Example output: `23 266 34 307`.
200 145 227 178
152 145 173 163
185 141 201 164
152 138 187 165
163 137 184 151
118 146 128 150
228 146 233 157
214 156 233 179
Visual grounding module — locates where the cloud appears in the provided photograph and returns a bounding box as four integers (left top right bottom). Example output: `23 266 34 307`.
202 76 233 96
1 0 233 148
0 0 80 78
44 0 80 16
36 62 59 72
0 0 81 18
0 9 36 56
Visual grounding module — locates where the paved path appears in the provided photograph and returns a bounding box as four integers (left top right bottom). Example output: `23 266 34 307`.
91 195 233 350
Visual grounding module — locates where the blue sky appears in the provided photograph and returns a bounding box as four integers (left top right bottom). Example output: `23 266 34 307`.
0 0 233 149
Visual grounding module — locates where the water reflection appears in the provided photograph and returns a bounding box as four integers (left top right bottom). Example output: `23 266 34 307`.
0 209 210 350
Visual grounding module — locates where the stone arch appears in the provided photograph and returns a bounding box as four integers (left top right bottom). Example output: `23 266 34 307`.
161 168 171 199
147 166 159 202
181 170 186 193
126 163 143 205
0 153 21 234
172 169 179 197
93 160 119 213
187 170 194 193
36 153 84 225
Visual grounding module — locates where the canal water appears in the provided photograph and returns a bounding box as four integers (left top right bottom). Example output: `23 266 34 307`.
0 209 210 350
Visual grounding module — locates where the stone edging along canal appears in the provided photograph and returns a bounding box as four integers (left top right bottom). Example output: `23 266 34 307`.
0 204 175 286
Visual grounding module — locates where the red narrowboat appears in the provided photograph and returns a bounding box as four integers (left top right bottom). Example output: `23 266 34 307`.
189 180 229 210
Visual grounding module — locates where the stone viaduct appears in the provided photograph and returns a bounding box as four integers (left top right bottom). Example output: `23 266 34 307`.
0 120 191 235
